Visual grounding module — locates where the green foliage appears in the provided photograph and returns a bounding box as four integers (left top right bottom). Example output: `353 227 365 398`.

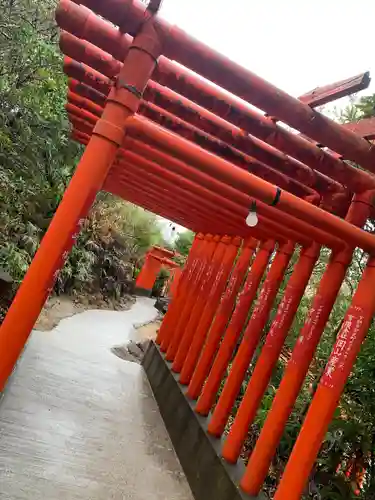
0 0 164 319
354 94 375 120
328 92 375 124
174 230 194 256
53 194 164 298
152 267 170 297
0 0 81 293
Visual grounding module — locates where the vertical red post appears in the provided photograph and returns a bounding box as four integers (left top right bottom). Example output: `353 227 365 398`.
156 233 202 346
222 242 320 463
274 257 375 500
172 236 233 372
179 236 242 385
241 192 372 496
241 246 353 494
208 241 295 437
195 239 275 416
187 237 258 399
167 267 183 298
0 19 162 390
160 235 212 351
166 235 220 360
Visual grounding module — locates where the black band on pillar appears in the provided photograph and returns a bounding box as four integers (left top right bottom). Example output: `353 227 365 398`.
270 187 282 206
117 82 143 99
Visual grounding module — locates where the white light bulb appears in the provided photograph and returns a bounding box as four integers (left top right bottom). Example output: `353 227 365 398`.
245 210 258 227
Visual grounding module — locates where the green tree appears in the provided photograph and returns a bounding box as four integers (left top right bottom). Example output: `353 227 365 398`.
355 95 375 120
0 0 164 320
174 230 194 256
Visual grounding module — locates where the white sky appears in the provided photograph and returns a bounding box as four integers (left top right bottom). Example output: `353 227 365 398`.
160 0 375 97
156 0 375 238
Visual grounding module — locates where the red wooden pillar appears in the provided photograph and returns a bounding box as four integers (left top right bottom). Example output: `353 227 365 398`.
158 258 180 297
166 267 183 298
274 256 375 500
187 236 258 399
0 19 162 390
166 235 220 360
195 239 275 416
156 233 202 346
179 236 242 385
172 236 234 372
241 192 373 496
222 242 320 463
208 241 295 437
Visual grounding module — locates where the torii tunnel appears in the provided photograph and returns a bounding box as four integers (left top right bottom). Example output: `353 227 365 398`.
2 1 375 499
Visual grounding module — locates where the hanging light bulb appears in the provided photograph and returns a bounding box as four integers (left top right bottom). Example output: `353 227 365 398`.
245 200 258 227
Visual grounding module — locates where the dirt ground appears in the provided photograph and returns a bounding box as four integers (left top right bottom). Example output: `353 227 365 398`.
134 321 161 342
35 293 136 331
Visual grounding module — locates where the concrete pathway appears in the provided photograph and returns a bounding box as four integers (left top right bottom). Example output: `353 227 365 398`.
0 298 193 500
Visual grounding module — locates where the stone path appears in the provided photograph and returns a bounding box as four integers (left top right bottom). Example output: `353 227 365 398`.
0 298 193 500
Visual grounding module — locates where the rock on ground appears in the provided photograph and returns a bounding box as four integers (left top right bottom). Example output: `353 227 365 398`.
111 320 161 364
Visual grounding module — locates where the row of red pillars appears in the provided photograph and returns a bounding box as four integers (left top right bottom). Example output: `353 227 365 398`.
155 198 375 498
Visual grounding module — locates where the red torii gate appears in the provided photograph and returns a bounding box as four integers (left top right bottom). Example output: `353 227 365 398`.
134 244 178 297
1 1 375 499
